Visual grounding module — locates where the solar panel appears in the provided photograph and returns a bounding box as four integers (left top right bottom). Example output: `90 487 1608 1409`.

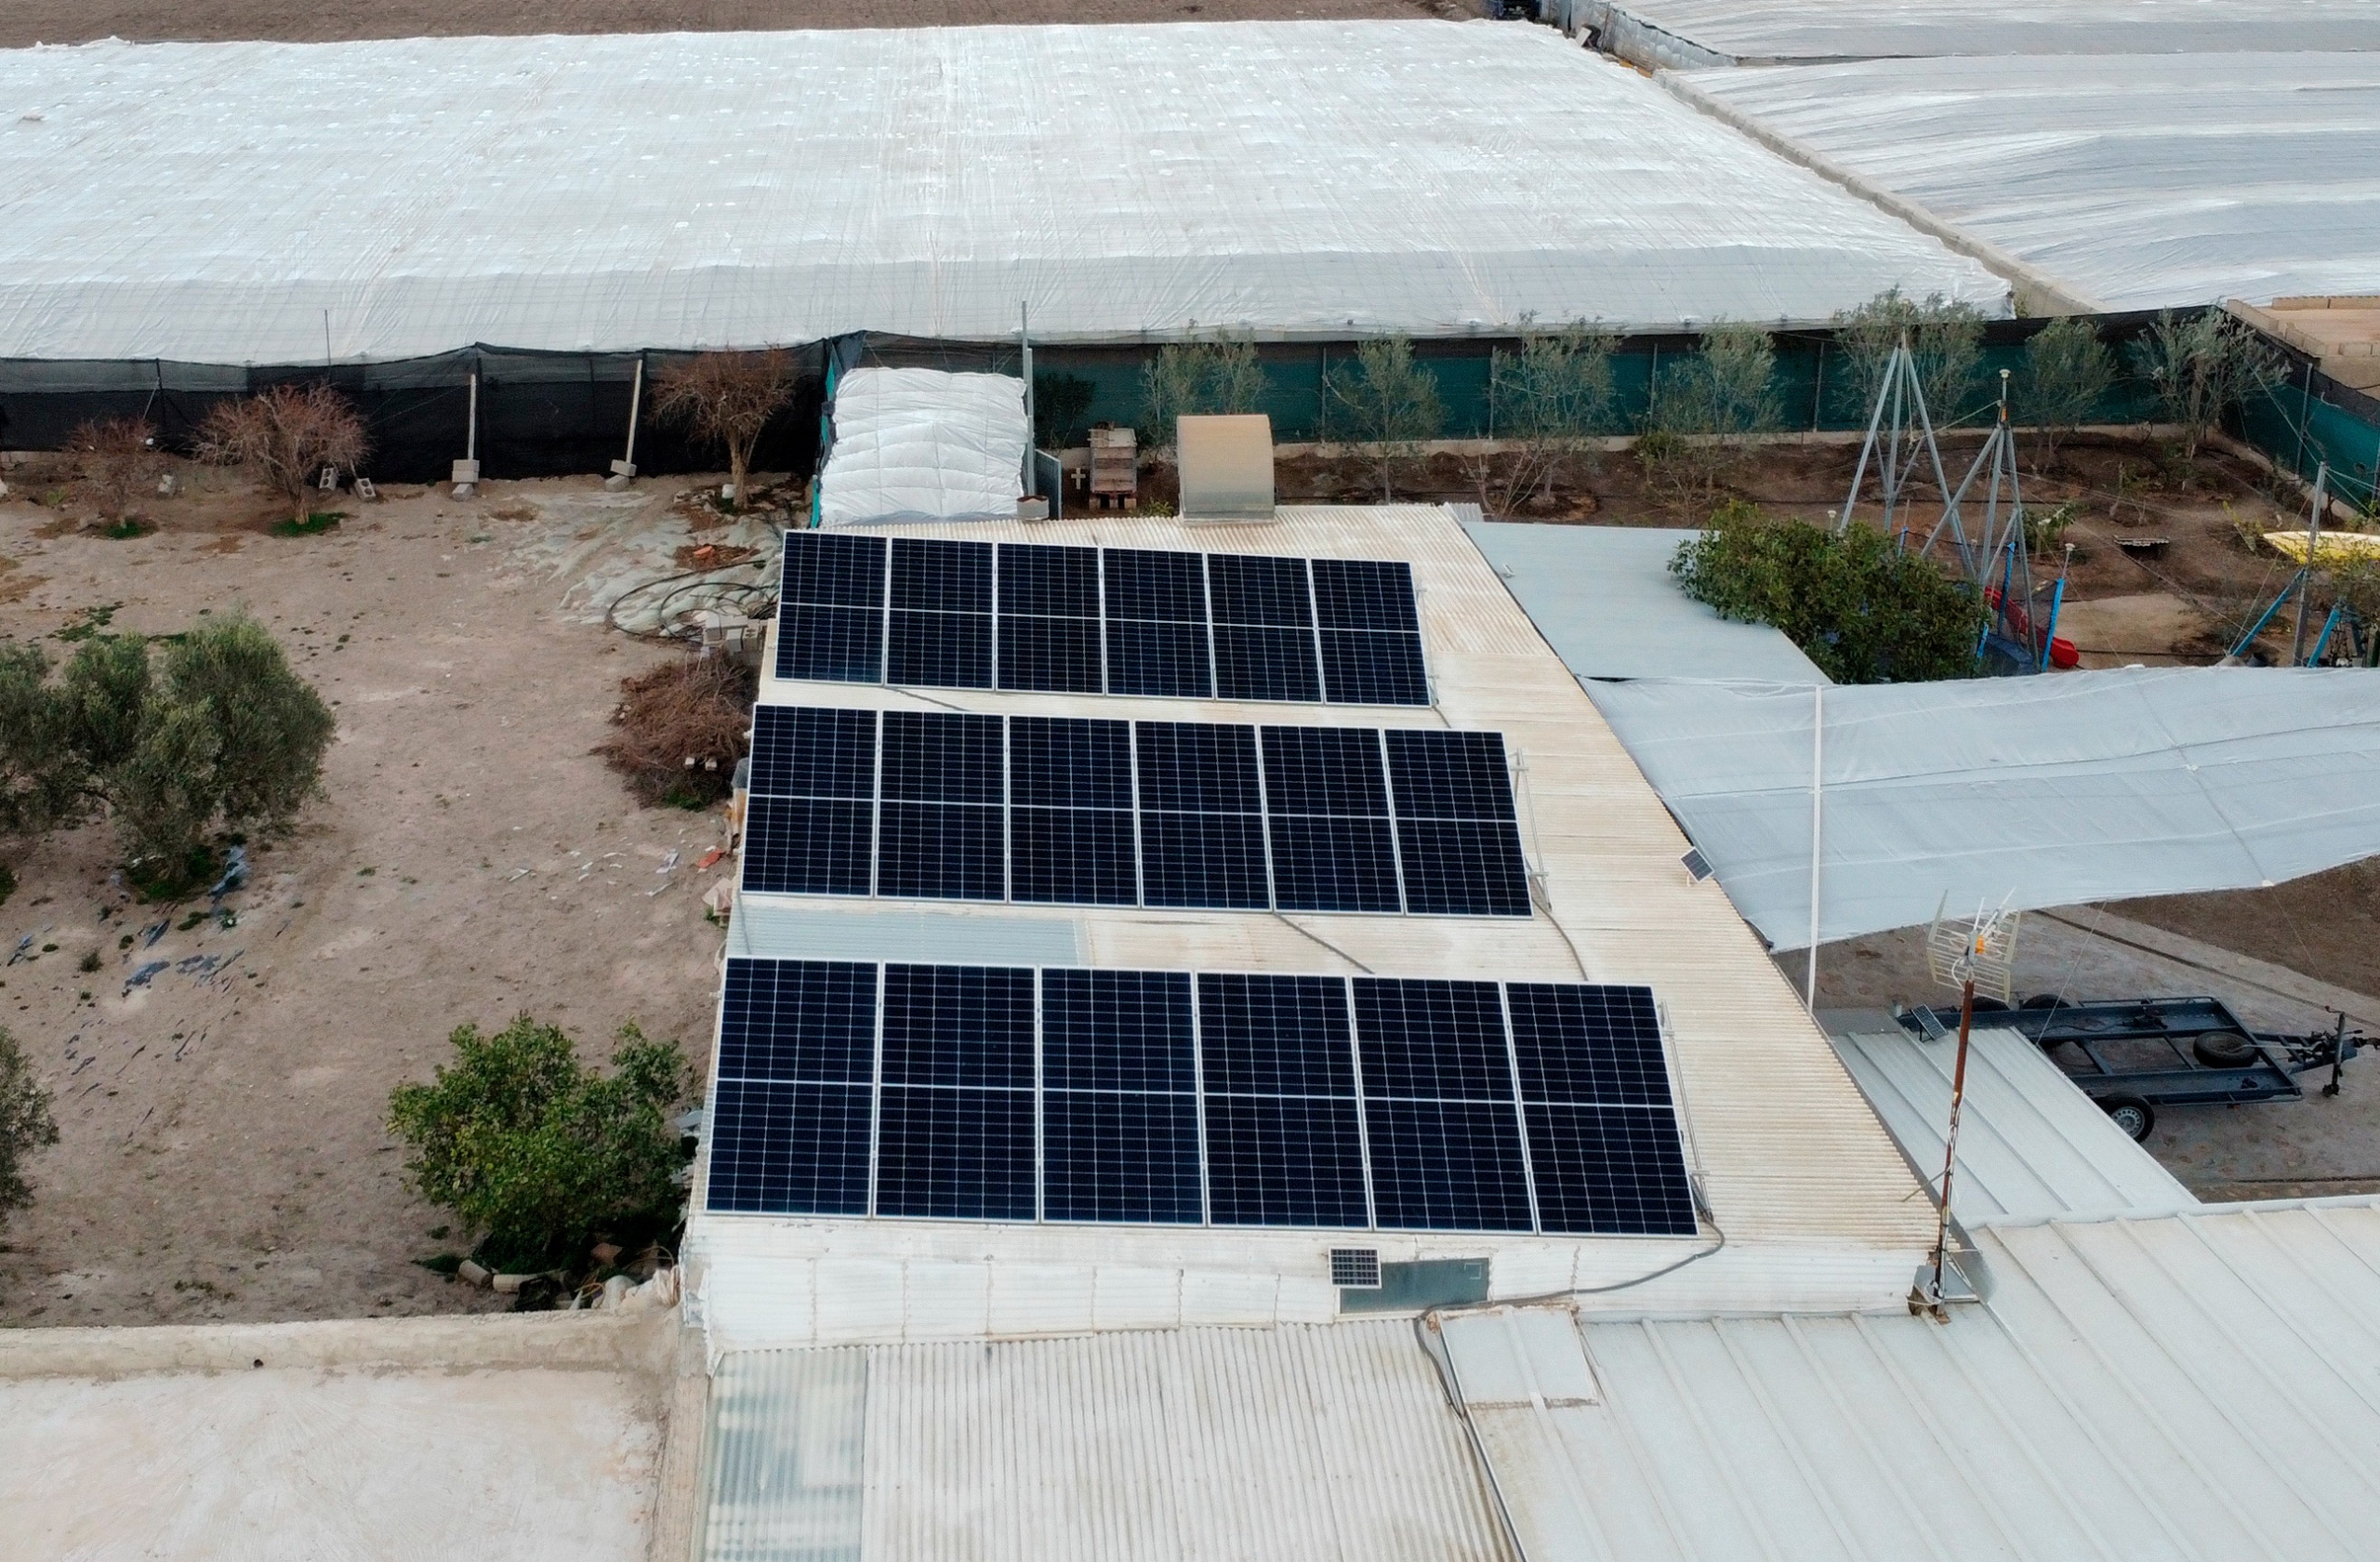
874 964 1037 1220
1317 629 1430 707
703 962 1696 1238
1310 559 1421 633
1207 555 1315 626
876 711 1004 900
1262 727 1399 913
1009 717 1136 906
886 537 994 688
1041 970 1201 1223
1104 548 1213 698
998 544 1103 693
742 707 877 896
1504 983 1695 1236
1198 973 1369 1226
1135 723 1269 908
1382 730 1532 916
777 533 888 683
706 958 879 1215
1353 979 1533 1231
1209 555 1322 702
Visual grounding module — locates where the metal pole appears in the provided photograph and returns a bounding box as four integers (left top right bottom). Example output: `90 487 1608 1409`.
2292 462 2328 666
466 368 479 464
1020 302 1036 498
1930 977 1977 1302
624 356 644 470
1805 682 1823 1011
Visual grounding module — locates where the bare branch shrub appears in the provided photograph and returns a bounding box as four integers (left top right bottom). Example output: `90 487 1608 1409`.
195 384 370 524
598 655 758 807
652 351 796 509
68 417 161 526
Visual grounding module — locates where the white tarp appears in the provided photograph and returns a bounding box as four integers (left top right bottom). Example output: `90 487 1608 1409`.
0 25 2003 364
1586 667 2380 949
1678 52 2380 311
1592 0 2380 69
817 368 1026 526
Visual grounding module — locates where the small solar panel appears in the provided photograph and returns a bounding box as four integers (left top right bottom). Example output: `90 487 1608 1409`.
1353 979 1532 1231
777 533 889 683
1383 730 1531 917
1263 726 1399 913
1041 970 1200 1224
874 964 1037 1220
1136 722 1269 908
877 712 1003 900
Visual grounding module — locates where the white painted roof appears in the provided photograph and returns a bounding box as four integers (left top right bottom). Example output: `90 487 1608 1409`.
1828 1023 2200 1222
690 505 1941 1338
0 25 2003 364
1591 0 2380 69
1673 51 2380 311
1462 520 1830 685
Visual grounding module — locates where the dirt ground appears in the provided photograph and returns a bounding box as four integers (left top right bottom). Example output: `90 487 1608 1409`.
0 460 750 1327
3 0 1444 47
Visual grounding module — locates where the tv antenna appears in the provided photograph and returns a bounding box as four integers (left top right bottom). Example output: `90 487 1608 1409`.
1913 894 2021 1316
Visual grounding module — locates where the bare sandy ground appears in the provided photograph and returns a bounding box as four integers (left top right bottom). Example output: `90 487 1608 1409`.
3 0 1443 48
0 470 746 1326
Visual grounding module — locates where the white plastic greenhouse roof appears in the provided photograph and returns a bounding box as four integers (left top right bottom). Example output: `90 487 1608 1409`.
1591 0 2380 69
0 24 2004 365
1673 51 2380 311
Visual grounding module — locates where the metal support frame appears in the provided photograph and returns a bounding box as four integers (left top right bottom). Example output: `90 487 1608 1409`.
1837 335 1955 548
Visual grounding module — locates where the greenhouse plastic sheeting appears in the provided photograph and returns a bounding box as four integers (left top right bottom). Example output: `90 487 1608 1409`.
1586 668 2380 949
1587 0 2380 70
818 368 1027 526
0 25 2002 366
1678 53 2380 311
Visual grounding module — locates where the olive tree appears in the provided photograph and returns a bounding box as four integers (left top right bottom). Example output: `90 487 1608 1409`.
1474 323 1616 517
653 350 797 509
1642 322 1779 500
0 1026 59 1236
1139 334 1268 458
2129 310 2281 460
2015 317 2116 468
1834 289 1988 429
1325 336 1444 501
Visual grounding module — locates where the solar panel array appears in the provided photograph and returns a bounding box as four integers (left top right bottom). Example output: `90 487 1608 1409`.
743 707 1532 916
707 960 1697 1237
776 534 1430 706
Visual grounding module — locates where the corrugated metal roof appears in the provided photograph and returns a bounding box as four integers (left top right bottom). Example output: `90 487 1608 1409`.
1461 521 1829 685
702 1325 1517 1562
1463 1199 2380 1562
720 506 1933 1268
1828 1023 2199 1223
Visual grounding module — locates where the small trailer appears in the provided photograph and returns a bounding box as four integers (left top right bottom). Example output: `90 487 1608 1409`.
1896 994 2362 1141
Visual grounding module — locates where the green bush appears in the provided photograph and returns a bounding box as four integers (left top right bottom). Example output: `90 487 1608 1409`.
2015 318 2115 466
1140 334 1267 456
1325 336 1444 501
0 613 332 894
388 1016 693 1270
1833 288 1988 429
0 1026 60 1234
1672 502 1988 683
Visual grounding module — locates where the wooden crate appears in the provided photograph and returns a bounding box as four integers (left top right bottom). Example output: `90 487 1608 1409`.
1089 424 1137 509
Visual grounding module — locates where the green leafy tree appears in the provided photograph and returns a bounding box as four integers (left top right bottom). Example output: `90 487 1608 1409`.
2130 310 2281 460
388 1016 694 1268
1325 336 1444 501
1672 501 1988 683
0 644 87 842
1140 334 1267 457
1475 323 1617 516
0 1026 60 1235
1834 288 1988 429
2015 317 2117 468
1643 322 1779 501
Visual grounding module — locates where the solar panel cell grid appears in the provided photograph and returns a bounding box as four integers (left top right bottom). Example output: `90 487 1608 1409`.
782 532 888 608
888 610 992 688
998 613 1104 694
706 1079 874 1215
1364 1097 1534 1232
890 537 992 612
1318 629 1430 707
777 604 885 683
880 964 1035 1087
1196 973 1356 1096
1041 970 1202 1224
1507 984 1673 1107
879 712 1004 802
1213 625 1323 703
1103 549 1208 622
717 960 878 1082
1310 558 1421 632
998 544 1103 617
747 707 877 800
1106 618 1213 699
1207 555 1315 627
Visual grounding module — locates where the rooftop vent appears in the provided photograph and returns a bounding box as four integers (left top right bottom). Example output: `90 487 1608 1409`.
1177 413 1275 523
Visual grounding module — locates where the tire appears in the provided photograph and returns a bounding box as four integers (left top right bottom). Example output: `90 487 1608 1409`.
2192 1030 2260 1068
1970 996 2012 1014
2020 993 2065 1011
2101 1093 2156 1142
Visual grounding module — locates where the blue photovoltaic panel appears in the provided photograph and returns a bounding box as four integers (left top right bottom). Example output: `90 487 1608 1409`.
1262 726 1400 913
1311 559 1421 633
1009 718 1136 906
999 544 1103 617
1135 723 1269 909
1103 549 1208 622
1041 970 1200 1224
1210 555 1321 703
706 957 880 1216
1208 555 1314 626
877 711 1003 901
1199 973 1369 1226
1504 982 1694 1237
875 964 1037 1220
1104 549 1212 700
891 538 994 612
777 533 888 683
743 708 877 896
888 532 992 690
998 544 1104 694
1382 730 1531 917
1353 979 1532 1231
1318 629 1430 707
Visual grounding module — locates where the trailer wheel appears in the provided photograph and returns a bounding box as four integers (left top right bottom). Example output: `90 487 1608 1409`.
1970 996 2012 1014
2020 994 2065 1011
2192 1031 2259 1068
2102 1094 2156 1142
